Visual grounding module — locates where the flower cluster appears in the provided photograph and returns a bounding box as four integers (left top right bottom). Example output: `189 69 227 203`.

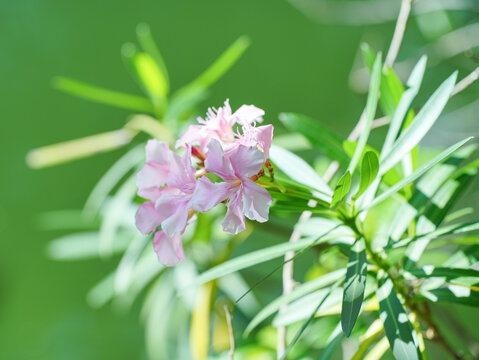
135 100 274 266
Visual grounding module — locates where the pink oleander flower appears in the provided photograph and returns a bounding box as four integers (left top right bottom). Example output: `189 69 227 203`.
136 143 198 237
195 139 273 234
176 99 265 151
135 141 196 266
136 101 274 266
135 140 226 266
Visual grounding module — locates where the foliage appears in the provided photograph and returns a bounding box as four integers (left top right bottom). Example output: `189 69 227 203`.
28 5 479 360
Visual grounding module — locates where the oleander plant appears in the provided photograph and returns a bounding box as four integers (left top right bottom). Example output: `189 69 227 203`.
29 4 479 360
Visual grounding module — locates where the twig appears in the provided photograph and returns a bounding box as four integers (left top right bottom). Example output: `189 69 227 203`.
384 0 413 70
451 66 479 97
224 305 235 360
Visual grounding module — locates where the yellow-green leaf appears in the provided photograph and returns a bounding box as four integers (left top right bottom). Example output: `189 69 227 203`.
354 151 379 200
331 171 351 207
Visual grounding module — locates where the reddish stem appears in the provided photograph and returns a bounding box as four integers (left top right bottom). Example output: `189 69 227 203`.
192 146 206 162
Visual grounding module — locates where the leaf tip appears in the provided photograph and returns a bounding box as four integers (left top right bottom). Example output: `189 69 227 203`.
235 35 251 49
136 22 150 36
341 321 353 338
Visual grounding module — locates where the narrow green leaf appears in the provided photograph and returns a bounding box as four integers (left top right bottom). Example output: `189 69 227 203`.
281 281 341 360
273 173 330 197
381 56 427 157
382 66 406 116
272 203 332 214
379 71 458 175
133 52 168 98
176 36 250 94
363 137 473 211
86 272 115 308
360 43 376 70
417 286 479 307
218 273 261 318
331 171 351 207
47 231 130 260
114 234 149 294
393 221 479 249
191 224 349 287
401 145 478 268
354 152 379 200
410 266 479 280
343 140 380 161
341 238 367 336
52 77 154 113
273 133 311 151
361 43 405 117
26 129 137 169
245 269 346 335
144 275 175 360
428 236 479 249
361 44 420 172
86 251 162 308
364 337 390 360
168 37 249 121
99 175 137 257
344 140 405 193
444 207 475 223
269 144 333 201
121 43 167 115
387 144 477 243
404 174 477 269
136 23 170 91
377 278 421 360
294 218 354 239
273 287 344 327
319 330 344 360
279 112 350 167
348 53 382 174
125 115 174 143
167 86 209 120
84 145 144 215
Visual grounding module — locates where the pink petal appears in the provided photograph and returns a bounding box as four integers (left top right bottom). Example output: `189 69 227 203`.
137 187 164 203
229 144 265 179
204 139 236 180
222 99 233 118
254 124 274 159
146 140 169 163
242 179 272 223
153 230 185 266
135 202 162 234
167 149 196 194
221 191 246 234
176 125 210 150
156 195 191 237
191 176 232 212
182 146 197 181
215 103 236 141
233 105 264 125
136 162 169 198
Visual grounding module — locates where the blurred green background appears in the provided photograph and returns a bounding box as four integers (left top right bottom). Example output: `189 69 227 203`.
1 1 478 359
